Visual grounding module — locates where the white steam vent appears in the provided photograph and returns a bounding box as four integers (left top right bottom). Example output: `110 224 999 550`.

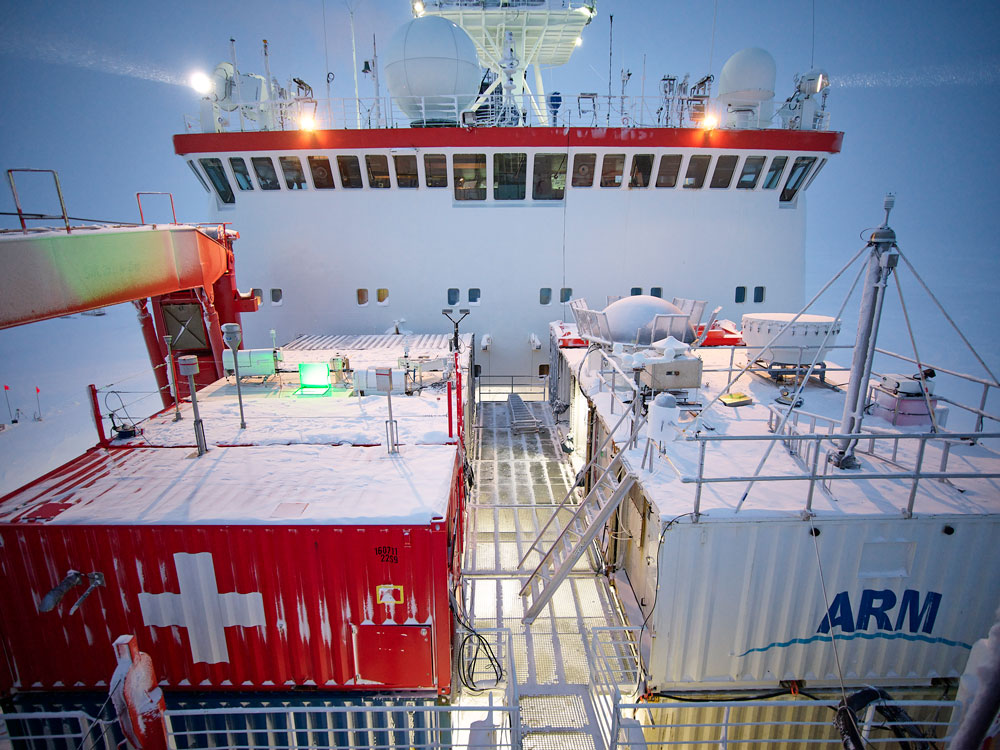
383 16 481 125
603 296 695 345
718 47 776 128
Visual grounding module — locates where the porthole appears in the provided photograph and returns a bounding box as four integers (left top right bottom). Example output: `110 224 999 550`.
357 288 369 306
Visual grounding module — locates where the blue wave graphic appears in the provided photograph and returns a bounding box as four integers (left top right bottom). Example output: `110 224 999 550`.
737 631 972 658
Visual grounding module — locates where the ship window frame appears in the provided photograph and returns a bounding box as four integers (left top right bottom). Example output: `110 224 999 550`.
532 153 568 200
279 156 307 190
468 287 481 305
393 154 419 188
270 288 283 306
780 156 818 202
186 160 210 193
539 287 553 305
683 155 712 189
600 153 626 187
802 157 827 192
338 155 364 188
762 156 788 190
365 154 392 189
630 287 642 296
538 364 550 377
629 154 654 188
307 156 336 189
454 154 487 201
447 288 459 305
198 157 235 204
753 285 765 303
424 154 448 188
356 288 369 306
229 157 254 191
737 155 767 189
735 286 747 304
494 152 528 200
571 153 597 187
376 287 390 305
650 287 663 298
710 155 739 189
251 156 281 190
560 287 573 303
655 154 682 188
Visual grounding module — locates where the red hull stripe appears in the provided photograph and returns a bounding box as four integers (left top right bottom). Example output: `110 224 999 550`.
174 127 843 156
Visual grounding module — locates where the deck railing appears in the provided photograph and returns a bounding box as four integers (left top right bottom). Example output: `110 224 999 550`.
589 627 961 749
477 374 549 402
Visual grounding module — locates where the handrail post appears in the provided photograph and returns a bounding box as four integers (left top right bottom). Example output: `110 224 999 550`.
805 435 821 515
976 383 989 436
905 435 927 518
693 439 706 521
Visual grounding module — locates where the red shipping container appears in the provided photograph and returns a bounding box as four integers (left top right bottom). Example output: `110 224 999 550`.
0 443 463 695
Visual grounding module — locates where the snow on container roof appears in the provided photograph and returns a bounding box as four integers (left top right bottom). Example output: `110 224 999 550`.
0 444 458 526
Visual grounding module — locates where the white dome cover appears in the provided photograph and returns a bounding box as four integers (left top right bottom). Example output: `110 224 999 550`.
383 16 481 123
602 295 693 345
718 47 776 103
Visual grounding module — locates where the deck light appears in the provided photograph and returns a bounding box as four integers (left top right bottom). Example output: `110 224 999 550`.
701 114 718 130
189 71 213 96
300 113 317 131
413 1 425 16
575 37 582 47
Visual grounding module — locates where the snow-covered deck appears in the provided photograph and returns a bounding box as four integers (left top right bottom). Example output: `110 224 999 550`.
562 346 1000 521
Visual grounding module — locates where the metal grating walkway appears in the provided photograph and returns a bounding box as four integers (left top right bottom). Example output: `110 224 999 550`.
465 401 626 748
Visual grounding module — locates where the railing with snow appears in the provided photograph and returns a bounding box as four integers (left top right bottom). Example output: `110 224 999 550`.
184 91 830 134
589 627 961 749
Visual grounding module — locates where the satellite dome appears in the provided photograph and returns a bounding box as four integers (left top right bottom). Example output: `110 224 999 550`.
603 295 694 345
383 17 481 126
718 47 776 104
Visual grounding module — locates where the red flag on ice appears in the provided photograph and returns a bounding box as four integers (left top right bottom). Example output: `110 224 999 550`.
36 387 40 394
3 385 8 391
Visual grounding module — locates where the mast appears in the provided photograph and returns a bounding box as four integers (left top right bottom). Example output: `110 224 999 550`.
834 194 899 469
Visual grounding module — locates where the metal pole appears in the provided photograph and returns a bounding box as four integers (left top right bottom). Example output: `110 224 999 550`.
164 335 182 421
349 7 362 129
188 374 207 456
230 38 245 131
232 354 247 429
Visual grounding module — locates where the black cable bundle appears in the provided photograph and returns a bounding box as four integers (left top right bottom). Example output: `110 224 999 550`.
449 588 503 693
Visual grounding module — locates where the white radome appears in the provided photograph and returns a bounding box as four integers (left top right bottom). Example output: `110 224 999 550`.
603 295 693 345
718 47 777 104
383 16 481 123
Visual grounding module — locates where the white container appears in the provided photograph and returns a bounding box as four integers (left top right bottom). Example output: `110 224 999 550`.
741 313 841 365
633 515 1000 690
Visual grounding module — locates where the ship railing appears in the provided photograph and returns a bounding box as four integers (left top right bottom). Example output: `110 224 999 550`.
0 708 122 749
184 91 829 134
589 627 961 749
478 374 549 403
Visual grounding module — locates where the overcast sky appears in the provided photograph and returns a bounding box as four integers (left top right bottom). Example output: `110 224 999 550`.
1 0 997 379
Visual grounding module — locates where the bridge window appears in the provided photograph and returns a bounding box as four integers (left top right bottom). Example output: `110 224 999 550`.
494 153 527 200
780 156 818 202
338 156 363 188
357 288 369 306
630 287 642 296
560 287 573 303
803 157 827 192
394 154 418 188
735 286 747 303
532 153 568 200
377 288 389 305
279 156 306 190
710 155 739 188
270 288 283 305
366 155 391 188
454 154 487 201
468 288 481 304
753 285 765 303
198 158 235 204
762 156 788 189
187 160 210 192
251 157 280 190
600 154 625 187
539 288 552 305
683 155 712 189
447 288 459 305
655 155 682 187
229 158 254 190
629 154 654 188
650 287 663 298
307 156 335 189
571 153 596 187
424 154 448 187
737 156 766 189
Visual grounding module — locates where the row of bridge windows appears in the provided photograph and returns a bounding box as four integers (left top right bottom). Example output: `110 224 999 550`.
190 151 826 206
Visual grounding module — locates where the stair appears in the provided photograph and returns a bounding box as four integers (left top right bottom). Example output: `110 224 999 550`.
519 451 636 624
507 393 540 433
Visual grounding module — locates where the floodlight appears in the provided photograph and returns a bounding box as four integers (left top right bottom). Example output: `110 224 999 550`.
300 113 316 131
190 71 213 96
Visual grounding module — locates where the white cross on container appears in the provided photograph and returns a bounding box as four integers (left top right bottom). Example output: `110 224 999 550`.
138 552 266 664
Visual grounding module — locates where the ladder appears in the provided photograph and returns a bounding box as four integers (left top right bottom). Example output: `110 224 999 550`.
507 393 539 433
519 411 645 624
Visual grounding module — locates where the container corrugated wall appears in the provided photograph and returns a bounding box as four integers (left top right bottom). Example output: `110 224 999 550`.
636 515 1000 689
